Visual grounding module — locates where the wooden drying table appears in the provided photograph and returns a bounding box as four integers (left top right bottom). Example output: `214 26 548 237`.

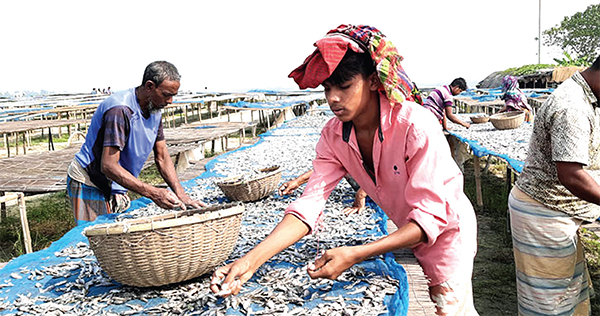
0 119 88 157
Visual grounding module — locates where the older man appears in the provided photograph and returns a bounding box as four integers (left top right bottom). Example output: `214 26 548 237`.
508 55 600 315
67 61 205 225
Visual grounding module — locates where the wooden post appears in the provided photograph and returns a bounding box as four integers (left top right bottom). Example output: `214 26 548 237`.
266 110 271 129
3 133 8 158
171 107 176 127
0 192 5 222
22 133 26 155
17 193 32 254
0 193 32 253
473 155 484 208
48 127 55 151
184 104 188 124
506 167 513 194
251 111 254 124
14 133 18 155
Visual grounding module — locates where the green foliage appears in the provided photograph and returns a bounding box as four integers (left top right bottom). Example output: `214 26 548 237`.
543 4 600 64
553 51 591 67
0 192 74 262
502 64 555 76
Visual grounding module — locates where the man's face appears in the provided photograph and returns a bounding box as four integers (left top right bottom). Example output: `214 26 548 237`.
146 79 180 113
322 73 376 123
450 86 464 96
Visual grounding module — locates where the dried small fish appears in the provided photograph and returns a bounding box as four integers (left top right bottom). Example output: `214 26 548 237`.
0 112 403 315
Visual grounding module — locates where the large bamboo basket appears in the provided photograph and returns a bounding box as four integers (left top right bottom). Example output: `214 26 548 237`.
490 111 525 130
84 202 244 287
215 166 282 202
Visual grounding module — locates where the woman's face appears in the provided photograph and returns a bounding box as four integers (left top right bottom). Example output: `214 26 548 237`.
322 73 377 122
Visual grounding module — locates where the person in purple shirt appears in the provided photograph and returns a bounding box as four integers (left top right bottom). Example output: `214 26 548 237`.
422 78 470 130
67 61 205 225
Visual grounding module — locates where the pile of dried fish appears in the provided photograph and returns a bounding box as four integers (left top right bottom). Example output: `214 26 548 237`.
0 112 406 315
449 113 532 162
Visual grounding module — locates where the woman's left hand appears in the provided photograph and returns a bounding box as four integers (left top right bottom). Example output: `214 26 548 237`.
307 246 361 280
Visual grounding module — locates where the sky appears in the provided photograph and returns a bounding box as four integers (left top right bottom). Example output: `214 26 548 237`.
0 0 597 94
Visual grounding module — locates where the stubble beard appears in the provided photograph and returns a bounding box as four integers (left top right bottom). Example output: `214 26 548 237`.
147 100 161 114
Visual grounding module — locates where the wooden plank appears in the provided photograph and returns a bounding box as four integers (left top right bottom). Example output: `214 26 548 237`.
387 220 436 315
474 155 484 207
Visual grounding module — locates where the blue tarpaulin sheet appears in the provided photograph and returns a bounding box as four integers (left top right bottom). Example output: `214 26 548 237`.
172 100 205 104
0 117 409 315
448 130 524 173
224 100 306 109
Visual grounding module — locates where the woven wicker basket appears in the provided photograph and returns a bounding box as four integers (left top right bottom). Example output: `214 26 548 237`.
490 111 525 130
84 202 244 287
216 166 282 202
470 115 489 124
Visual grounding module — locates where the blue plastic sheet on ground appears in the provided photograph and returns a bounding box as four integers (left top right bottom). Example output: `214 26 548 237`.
224 100 305 109
246 89 285 94
194 125 217 129
469 95 499 102
0 107 53 116
172 100 205 104
0 116 409 315
448 130 524 173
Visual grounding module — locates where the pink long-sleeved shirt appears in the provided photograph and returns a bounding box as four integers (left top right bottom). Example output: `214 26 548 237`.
285 92 477 286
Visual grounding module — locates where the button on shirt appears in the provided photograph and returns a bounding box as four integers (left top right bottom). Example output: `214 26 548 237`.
285 92 477 286
516 72 600 222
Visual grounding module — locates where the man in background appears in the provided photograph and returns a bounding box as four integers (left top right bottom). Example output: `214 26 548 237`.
422 77 470 130
67 61 205 225
508 55 600 315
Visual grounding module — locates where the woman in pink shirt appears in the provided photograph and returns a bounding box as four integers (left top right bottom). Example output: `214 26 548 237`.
211 24 478 316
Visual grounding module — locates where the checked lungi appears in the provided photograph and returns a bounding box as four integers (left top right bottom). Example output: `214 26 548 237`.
67 176 130 225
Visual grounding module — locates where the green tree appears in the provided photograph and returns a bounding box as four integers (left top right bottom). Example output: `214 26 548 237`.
543 4 600 64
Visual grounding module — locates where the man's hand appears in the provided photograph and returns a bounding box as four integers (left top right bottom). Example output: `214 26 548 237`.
178 194 207 209
307 246 360 280
210 257 256 297
150 188 185 210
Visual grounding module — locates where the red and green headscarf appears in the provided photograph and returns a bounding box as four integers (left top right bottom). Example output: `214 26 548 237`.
289 24 414 106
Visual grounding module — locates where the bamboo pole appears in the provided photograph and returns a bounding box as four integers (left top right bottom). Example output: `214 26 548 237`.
17 193 32 254
473 155 483 208
0 193 32 253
